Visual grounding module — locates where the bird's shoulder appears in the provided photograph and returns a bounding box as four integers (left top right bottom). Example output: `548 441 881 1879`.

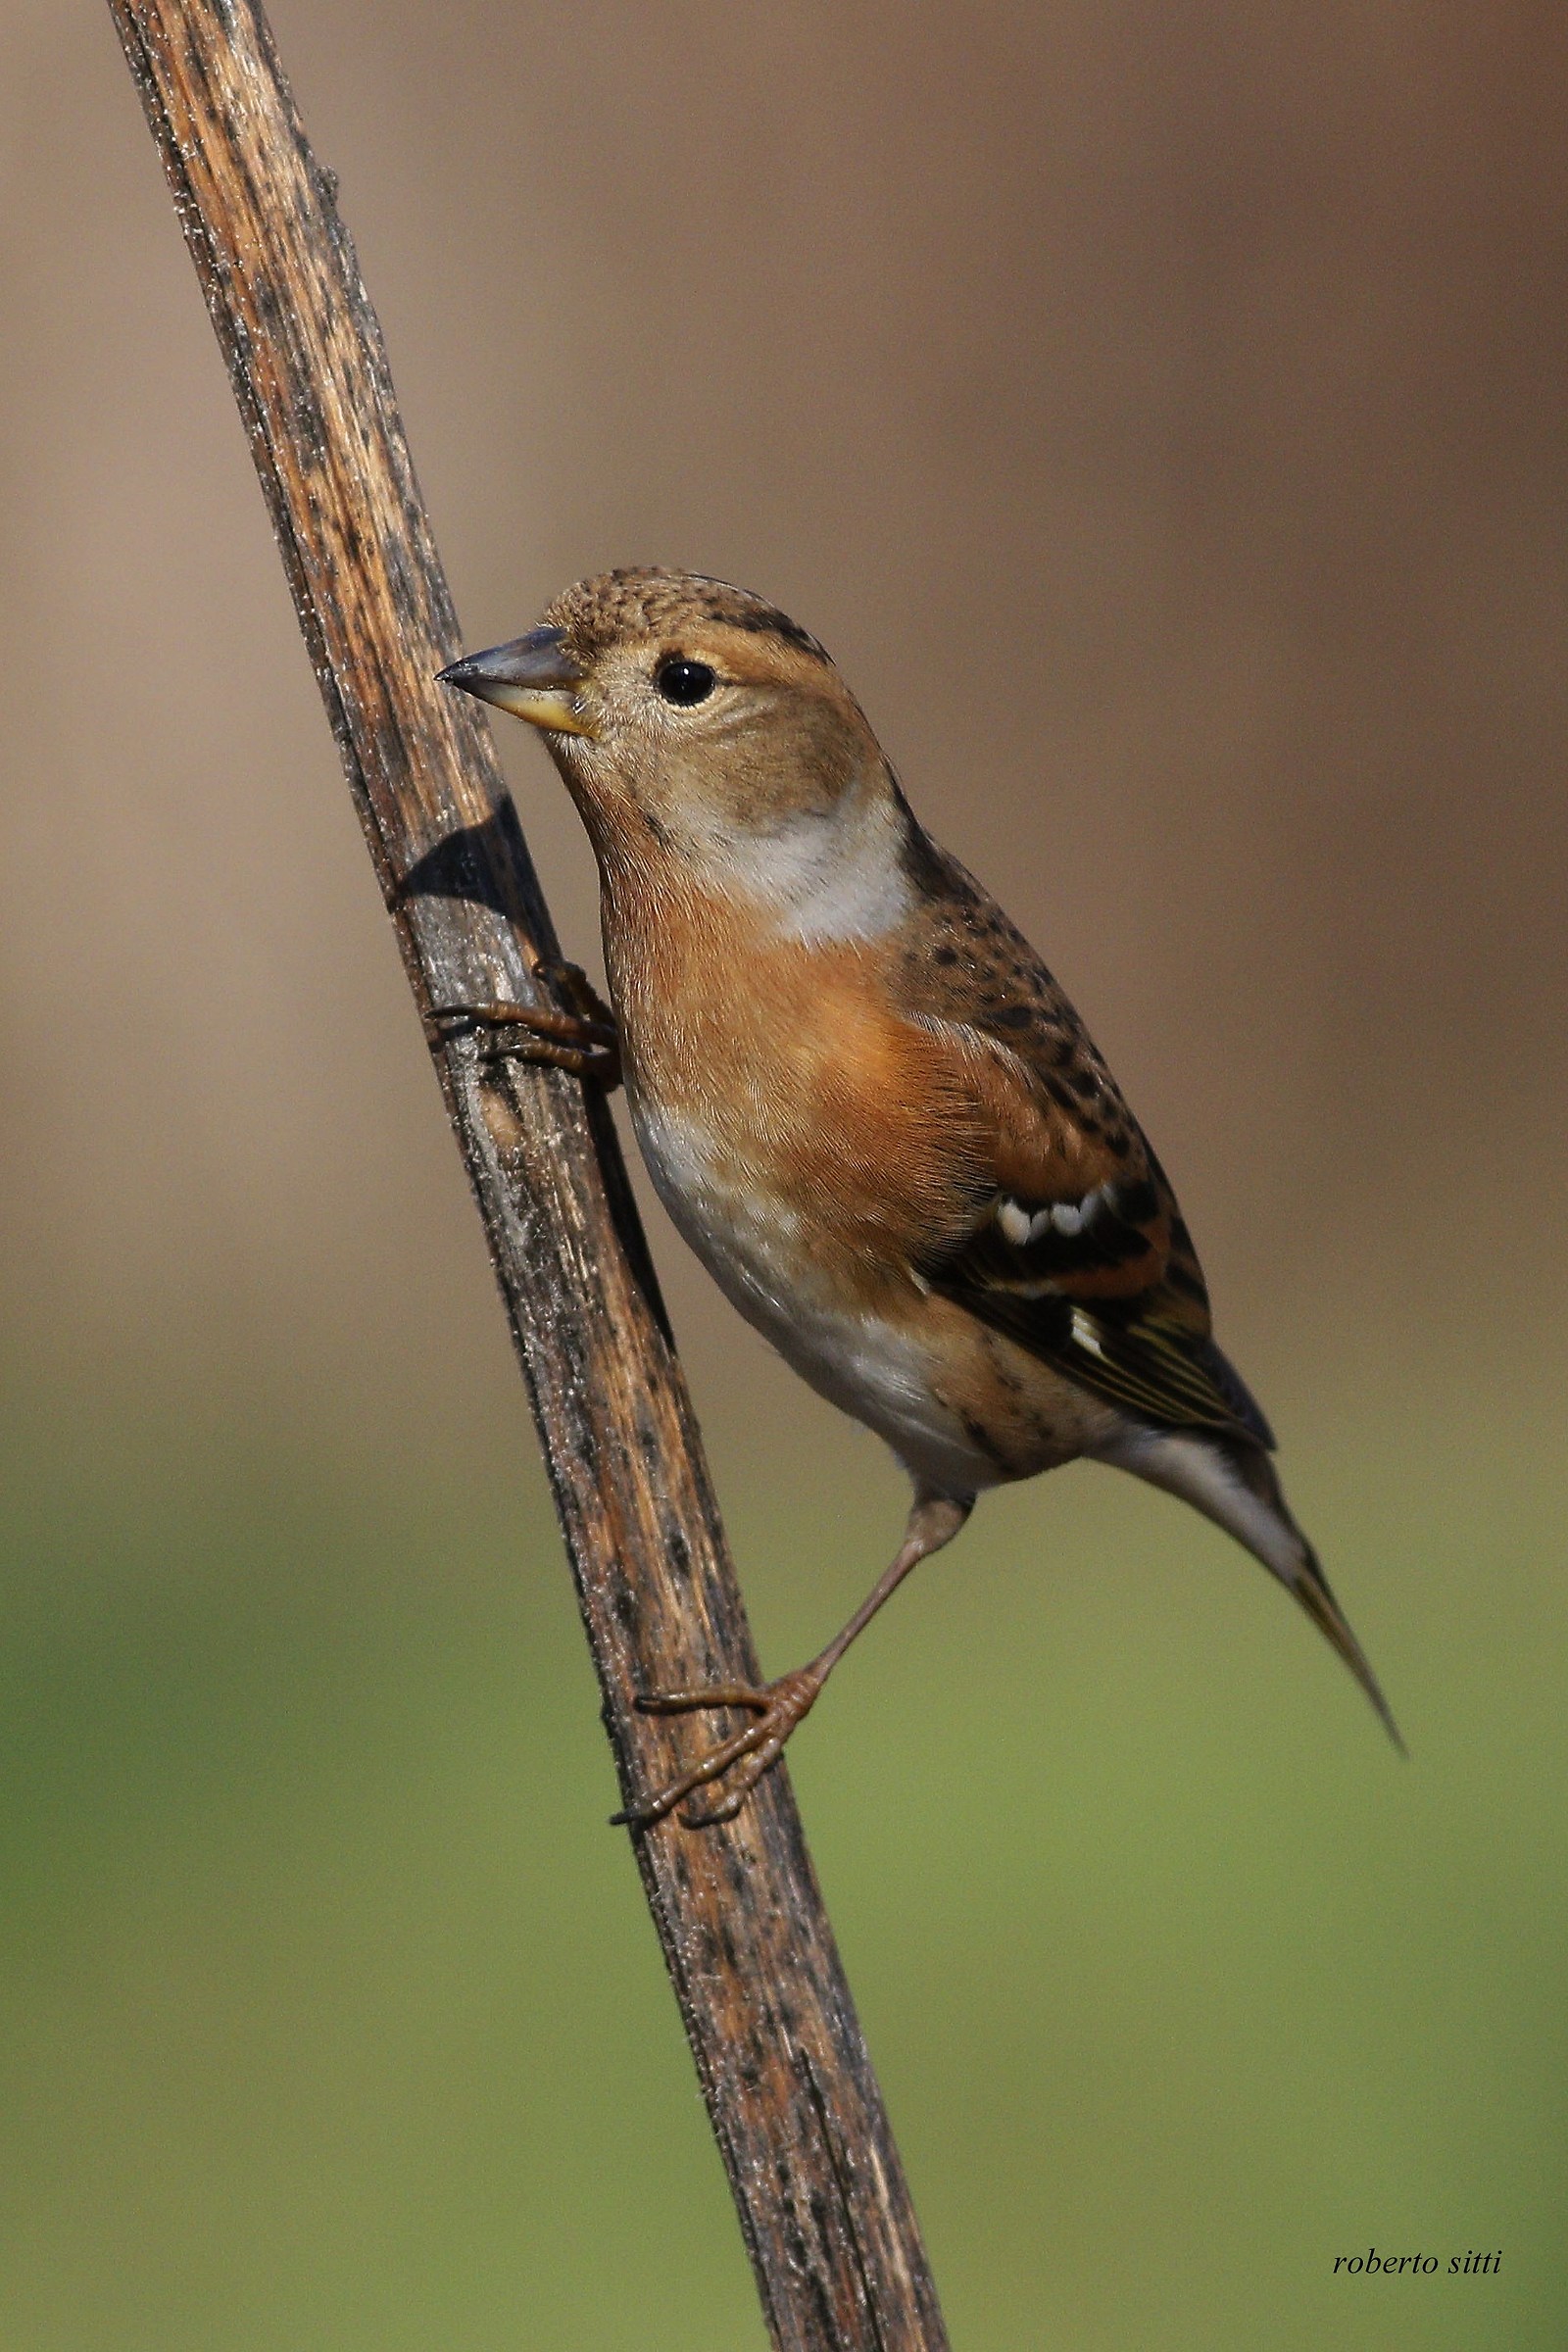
893 827 1272 1446
893 827 1165 1252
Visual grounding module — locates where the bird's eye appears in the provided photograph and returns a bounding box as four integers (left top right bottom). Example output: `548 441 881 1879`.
654 656 716 708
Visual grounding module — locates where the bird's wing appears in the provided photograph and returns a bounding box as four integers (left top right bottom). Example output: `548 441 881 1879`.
899 844 1272 1446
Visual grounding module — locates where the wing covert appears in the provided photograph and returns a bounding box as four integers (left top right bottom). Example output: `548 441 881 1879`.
893 844 1271 1447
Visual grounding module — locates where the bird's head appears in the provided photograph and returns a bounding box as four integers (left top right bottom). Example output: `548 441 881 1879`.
439 568 908 934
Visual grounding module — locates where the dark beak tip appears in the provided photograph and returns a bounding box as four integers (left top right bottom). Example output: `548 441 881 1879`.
434 628 586 697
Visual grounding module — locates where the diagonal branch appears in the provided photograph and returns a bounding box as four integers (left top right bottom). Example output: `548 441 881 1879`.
103 2 949 2347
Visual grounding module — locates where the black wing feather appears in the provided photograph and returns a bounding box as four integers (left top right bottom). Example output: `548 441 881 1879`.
925 1231 1275 1450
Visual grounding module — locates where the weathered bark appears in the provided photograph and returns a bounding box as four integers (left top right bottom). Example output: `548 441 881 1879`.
104 3 950 2346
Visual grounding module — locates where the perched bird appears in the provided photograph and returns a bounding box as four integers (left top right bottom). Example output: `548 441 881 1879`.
438 567 1398 1828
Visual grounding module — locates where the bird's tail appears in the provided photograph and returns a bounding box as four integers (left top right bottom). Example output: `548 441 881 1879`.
1099 1424 1404 1752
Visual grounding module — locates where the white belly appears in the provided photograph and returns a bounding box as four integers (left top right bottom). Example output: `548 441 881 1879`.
628 1093 999 1497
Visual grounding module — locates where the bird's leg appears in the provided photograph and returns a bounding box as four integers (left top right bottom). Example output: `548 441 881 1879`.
426 961 620 1087
612 1491 974 1832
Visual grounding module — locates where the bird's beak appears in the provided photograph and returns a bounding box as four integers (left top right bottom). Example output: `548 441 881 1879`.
436 627 595 737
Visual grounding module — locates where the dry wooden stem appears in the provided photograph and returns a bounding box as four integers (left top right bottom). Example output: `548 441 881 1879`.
104 3 950 2346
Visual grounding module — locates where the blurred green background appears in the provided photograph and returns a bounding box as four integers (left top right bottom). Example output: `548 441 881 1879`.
3 2 1566 2345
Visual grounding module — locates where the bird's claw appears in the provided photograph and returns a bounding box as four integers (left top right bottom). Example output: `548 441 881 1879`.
426 962 620 1086
611 1670 823 1832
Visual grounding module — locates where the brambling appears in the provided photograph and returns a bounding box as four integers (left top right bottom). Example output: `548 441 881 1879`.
439 568 1399 1829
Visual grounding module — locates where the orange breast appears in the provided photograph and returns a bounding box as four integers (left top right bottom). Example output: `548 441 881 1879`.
606 876 981 1272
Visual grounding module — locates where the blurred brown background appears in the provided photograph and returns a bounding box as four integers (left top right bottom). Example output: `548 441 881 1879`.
2 6 1565 2349
4 0 1565 1431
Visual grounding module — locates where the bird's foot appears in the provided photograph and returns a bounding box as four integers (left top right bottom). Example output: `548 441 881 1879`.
426 961 620 1087
612 1667 826 1831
